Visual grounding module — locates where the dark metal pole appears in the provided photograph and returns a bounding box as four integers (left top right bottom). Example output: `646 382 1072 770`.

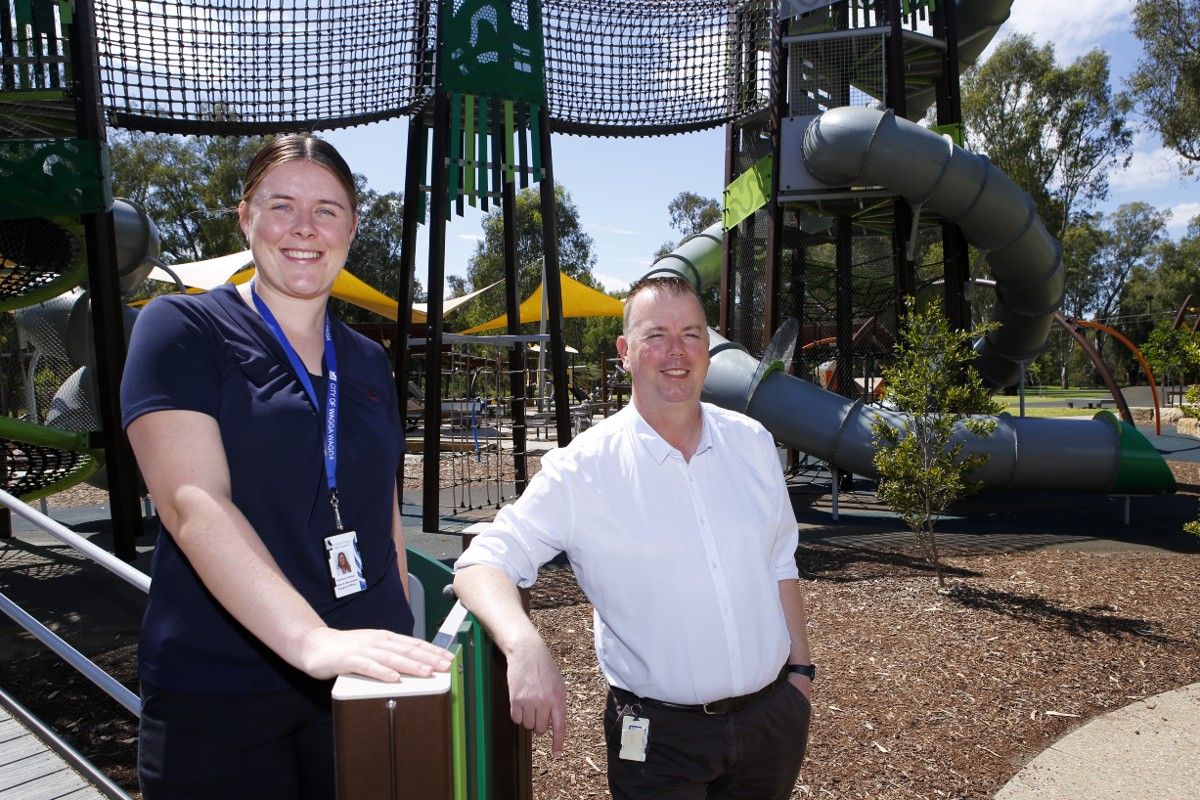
534 107 571 444
835 216 854 398
71 0 141 560
393 117 428 503
933 0 971 330
499 140 528 495
719 122 736 337
763 12 787 338
422 92 451 533
885 0 917 312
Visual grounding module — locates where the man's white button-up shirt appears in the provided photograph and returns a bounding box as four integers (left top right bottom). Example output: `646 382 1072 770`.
454 402 799 705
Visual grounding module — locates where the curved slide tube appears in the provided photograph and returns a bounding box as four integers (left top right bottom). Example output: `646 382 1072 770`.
804 106 1060 389
648 110 1174 494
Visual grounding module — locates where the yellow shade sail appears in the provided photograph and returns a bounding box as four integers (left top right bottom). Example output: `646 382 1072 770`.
459 272 623 334
145 257 428 323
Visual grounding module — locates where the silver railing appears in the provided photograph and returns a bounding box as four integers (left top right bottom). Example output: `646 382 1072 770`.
0 487 146 716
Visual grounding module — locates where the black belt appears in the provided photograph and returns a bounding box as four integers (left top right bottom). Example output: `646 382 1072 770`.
612 666 788 716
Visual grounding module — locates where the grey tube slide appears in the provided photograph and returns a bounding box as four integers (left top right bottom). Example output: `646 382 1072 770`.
647 108 1173 494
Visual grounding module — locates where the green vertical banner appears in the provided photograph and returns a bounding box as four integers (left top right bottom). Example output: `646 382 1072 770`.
437 0 548 215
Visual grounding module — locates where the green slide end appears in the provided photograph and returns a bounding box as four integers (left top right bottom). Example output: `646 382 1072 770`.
1094 411 1177 494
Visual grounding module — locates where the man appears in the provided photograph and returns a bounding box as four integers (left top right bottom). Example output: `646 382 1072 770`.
453 275 812 799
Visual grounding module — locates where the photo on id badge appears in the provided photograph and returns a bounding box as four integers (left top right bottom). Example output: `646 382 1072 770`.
326 530 366 598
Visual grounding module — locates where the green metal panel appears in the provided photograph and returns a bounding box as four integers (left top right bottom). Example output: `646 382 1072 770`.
448 93 462 219
723 154 772 232
0 139 111 218
469 616 493 798
439 0 546 106
450 642 468 800
405 548 455 639
930 122 964 147
1095 411 1177 494
464 93 476 206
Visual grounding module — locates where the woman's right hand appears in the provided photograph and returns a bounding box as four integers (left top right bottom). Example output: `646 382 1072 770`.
298 627 454 682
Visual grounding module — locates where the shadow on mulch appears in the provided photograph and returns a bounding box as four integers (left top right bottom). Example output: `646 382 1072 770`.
795 541 981 583
945 584 1178 644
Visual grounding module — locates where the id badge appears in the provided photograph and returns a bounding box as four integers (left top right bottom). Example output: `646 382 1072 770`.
326 530 366 598
618 714 650 762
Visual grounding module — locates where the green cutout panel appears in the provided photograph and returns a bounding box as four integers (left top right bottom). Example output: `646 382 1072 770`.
440 0 546 105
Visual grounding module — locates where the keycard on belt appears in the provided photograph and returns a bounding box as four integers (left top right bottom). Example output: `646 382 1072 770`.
619 715 649 762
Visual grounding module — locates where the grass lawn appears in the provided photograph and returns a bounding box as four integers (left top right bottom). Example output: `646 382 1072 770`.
997 404 1099 418
994 387 1110 399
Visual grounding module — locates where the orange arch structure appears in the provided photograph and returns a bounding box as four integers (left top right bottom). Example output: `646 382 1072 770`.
1068 318 1162 436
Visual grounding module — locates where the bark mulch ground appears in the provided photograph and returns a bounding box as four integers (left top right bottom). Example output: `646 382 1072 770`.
1 462 1198 799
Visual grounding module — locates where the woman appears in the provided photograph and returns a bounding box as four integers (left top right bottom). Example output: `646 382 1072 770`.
121 135 452 799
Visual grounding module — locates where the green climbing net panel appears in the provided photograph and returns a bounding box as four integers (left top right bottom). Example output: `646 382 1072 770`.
437 0 547 219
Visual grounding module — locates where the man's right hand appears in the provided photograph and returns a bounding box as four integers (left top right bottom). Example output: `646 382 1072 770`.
506 633 568 756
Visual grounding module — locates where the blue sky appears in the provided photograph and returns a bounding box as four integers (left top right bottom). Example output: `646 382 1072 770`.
324 0 1197 297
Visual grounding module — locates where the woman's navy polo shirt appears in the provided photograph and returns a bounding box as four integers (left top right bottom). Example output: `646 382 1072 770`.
121 284 413 694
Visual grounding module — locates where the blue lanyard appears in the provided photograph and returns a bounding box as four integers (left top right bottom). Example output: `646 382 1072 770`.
250 281 344 530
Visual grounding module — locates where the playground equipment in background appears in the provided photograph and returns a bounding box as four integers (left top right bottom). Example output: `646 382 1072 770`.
803 316 892 401
1055 315 1164 436
2 200 159 498
645 106 1174 494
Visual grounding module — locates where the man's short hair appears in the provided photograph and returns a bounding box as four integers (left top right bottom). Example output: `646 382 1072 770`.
623 274 702 335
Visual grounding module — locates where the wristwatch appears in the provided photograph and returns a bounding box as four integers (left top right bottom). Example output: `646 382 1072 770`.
787 663 816 680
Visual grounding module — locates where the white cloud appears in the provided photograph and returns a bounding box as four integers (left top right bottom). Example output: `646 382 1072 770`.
455 233 485 242
1167 202 1200 237
1110 146 1192 191
1003 0 1134 61
594 272 632 292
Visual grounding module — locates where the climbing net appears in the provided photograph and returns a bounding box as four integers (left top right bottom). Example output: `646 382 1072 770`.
542 0 775 136
94 0 435 135
94 0 775 137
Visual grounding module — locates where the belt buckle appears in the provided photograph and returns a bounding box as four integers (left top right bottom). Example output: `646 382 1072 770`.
702 699 728 715
702 701 718 715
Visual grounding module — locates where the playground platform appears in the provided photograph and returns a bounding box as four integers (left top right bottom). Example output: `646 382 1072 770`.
0 689 112 799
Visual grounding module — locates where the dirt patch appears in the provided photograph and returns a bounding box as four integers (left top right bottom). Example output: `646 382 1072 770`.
529 547 1200 799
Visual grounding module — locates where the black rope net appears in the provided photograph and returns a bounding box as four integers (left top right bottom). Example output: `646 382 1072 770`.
94 0 775 137
0 217 76 305
543 0 775 136
94 0 436 135
1 437 94 499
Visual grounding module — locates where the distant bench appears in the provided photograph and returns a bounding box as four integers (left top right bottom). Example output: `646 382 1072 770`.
1064 398 1117 409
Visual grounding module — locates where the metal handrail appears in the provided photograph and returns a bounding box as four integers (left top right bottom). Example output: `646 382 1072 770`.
0 487 150 593
0 590 140 715
0 487 146 716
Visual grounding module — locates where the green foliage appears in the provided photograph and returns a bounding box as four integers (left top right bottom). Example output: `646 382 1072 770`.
657 191 723 323
110 131 266 263
961 35 1132 239
335 183 425 323
1115 221 1200 382
871 299 1002 587
1142 320 1200 385
1180 384 1200 419
667 191 721 236
1129 0 1200 167
451 184 612 369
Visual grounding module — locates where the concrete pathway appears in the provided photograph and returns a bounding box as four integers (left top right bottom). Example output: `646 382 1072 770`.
995 683 1200 800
